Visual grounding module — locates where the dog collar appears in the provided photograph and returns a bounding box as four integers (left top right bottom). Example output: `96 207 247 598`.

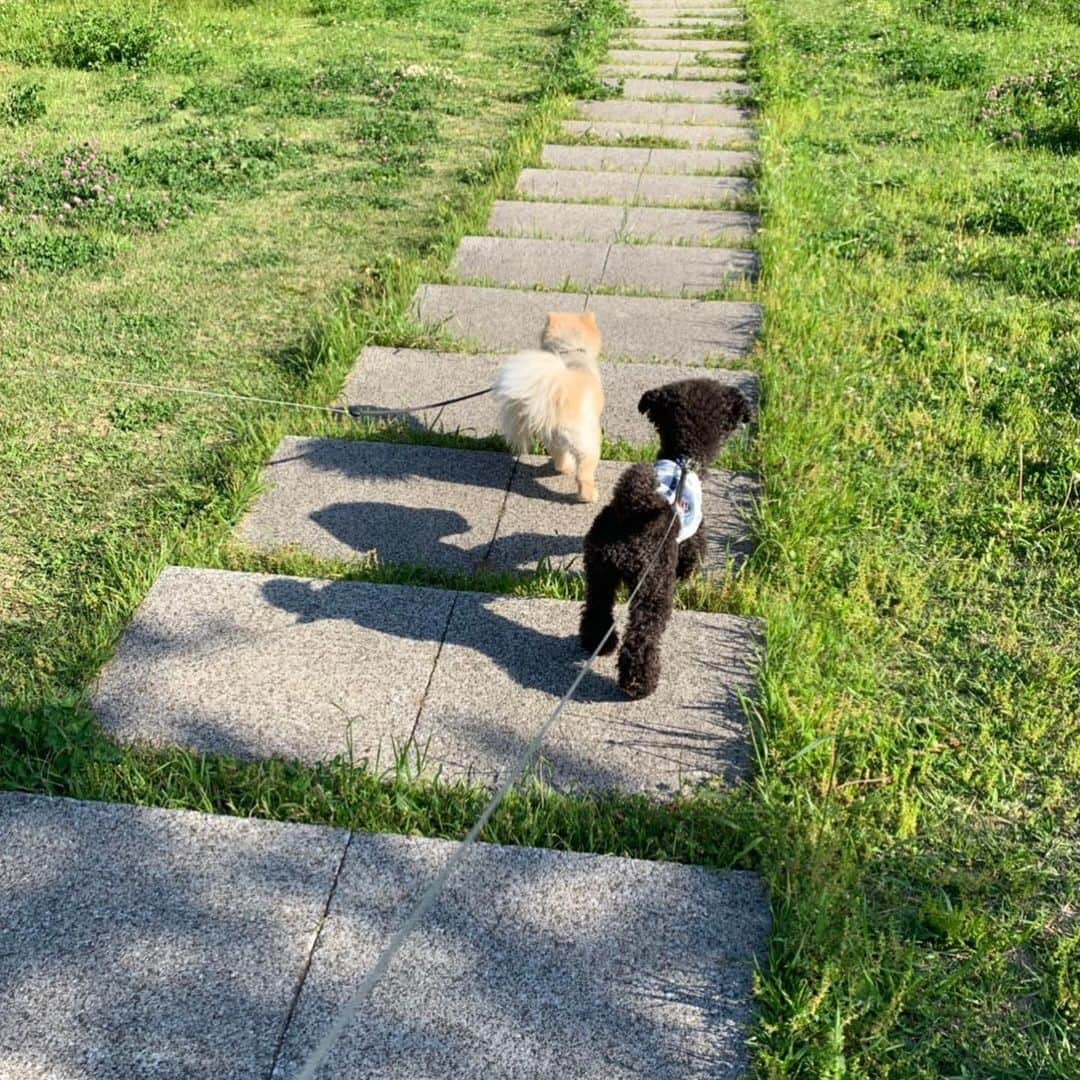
654 459 703 543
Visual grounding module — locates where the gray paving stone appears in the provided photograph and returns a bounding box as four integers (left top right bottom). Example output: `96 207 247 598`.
491 457 758 573
239 438 513 571
451 235 608 288
578 99 752 125
487 200 628 240
541 143 651 172
614 34 748 49
2 793 770 1080
487 200 759 244
620 78 752 101
451 236 756 295
519 167 753 207
541 143 758 175
93 568 762 795
0 792 348 1080
648 146 759 173
93 568 456 764
635 12 743 24
517 167 639 203
607 49 734 65
634 172 755 206
600 62 743 78
345 347 759 445
563 119 754 147
600 62 747 78
602 241 759 292
414 285 762 362
275 835 770 1080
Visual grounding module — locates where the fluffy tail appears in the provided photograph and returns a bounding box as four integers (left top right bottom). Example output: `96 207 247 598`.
492 349 571 454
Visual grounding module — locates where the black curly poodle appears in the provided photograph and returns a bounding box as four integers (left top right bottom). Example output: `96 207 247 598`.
579 378 753 699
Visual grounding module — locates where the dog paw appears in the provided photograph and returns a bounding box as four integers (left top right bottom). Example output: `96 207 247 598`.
577 485 598 503
618 653 659 699
580 618 616 656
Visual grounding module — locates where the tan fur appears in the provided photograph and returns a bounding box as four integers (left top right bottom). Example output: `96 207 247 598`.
492 312 605 502
494 311 604 498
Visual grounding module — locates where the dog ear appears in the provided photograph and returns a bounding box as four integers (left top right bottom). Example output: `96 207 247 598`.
638 388 660 416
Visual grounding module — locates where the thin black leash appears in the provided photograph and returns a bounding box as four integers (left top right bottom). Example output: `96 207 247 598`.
0 365 492 420
330 386 492 418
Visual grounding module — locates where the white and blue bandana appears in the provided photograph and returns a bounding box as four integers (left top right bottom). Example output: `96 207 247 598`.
654 459 702 544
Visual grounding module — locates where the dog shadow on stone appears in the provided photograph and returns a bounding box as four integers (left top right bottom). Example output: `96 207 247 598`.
260 573 621 703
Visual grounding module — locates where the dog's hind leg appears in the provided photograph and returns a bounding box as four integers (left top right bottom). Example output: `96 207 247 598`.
617 552 677 700
676 525 707 580
580 551 620 656
550 433 576 476
573 422 601 503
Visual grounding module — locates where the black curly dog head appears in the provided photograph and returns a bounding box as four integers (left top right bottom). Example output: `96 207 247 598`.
638 378 752 466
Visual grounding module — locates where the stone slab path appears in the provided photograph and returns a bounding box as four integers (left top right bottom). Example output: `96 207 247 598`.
344 347 759 441
93 568 761 794
0 793 768 1080
10 3 773 1075
239 438 759 573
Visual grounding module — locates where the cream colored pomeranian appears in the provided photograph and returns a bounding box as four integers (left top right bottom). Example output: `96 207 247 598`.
493 312 604 502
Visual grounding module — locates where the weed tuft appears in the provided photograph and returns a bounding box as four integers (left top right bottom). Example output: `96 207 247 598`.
875 26 986 88
47 5 168 70
1 83 46 126
979 60 1080 150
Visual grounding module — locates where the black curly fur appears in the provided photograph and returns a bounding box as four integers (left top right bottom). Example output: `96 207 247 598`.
579 379 753 699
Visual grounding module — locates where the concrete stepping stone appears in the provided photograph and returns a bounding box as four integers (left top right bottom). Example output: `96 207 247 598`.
607 49 739 66
1 792 770 1079
93 567 762 793
239 440 513 572
634 12 742 24
614 34 749 49
413 285 762 362
600 62 746 78
540 144 758 175
620 78 752 101
451 236 758 295
0 792 349 1080
486 200 759 244
578 100 752 125
630 15 743 27
562 119 753 147
344 347 760 444
518 167 754 206
239 437 758 573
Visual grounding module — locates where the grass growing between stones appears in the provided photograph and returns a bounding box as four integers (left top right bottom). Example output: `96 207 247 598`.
742 0 1080 1073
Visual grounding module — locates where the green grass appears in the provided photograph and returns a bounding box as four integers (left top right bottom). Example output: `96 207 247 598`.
742 0 1079 1073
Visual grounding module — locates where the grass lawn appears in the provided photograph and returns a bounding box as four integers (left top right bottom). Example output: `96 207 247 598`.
1 0 1078 1076
746 0 1079 1073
